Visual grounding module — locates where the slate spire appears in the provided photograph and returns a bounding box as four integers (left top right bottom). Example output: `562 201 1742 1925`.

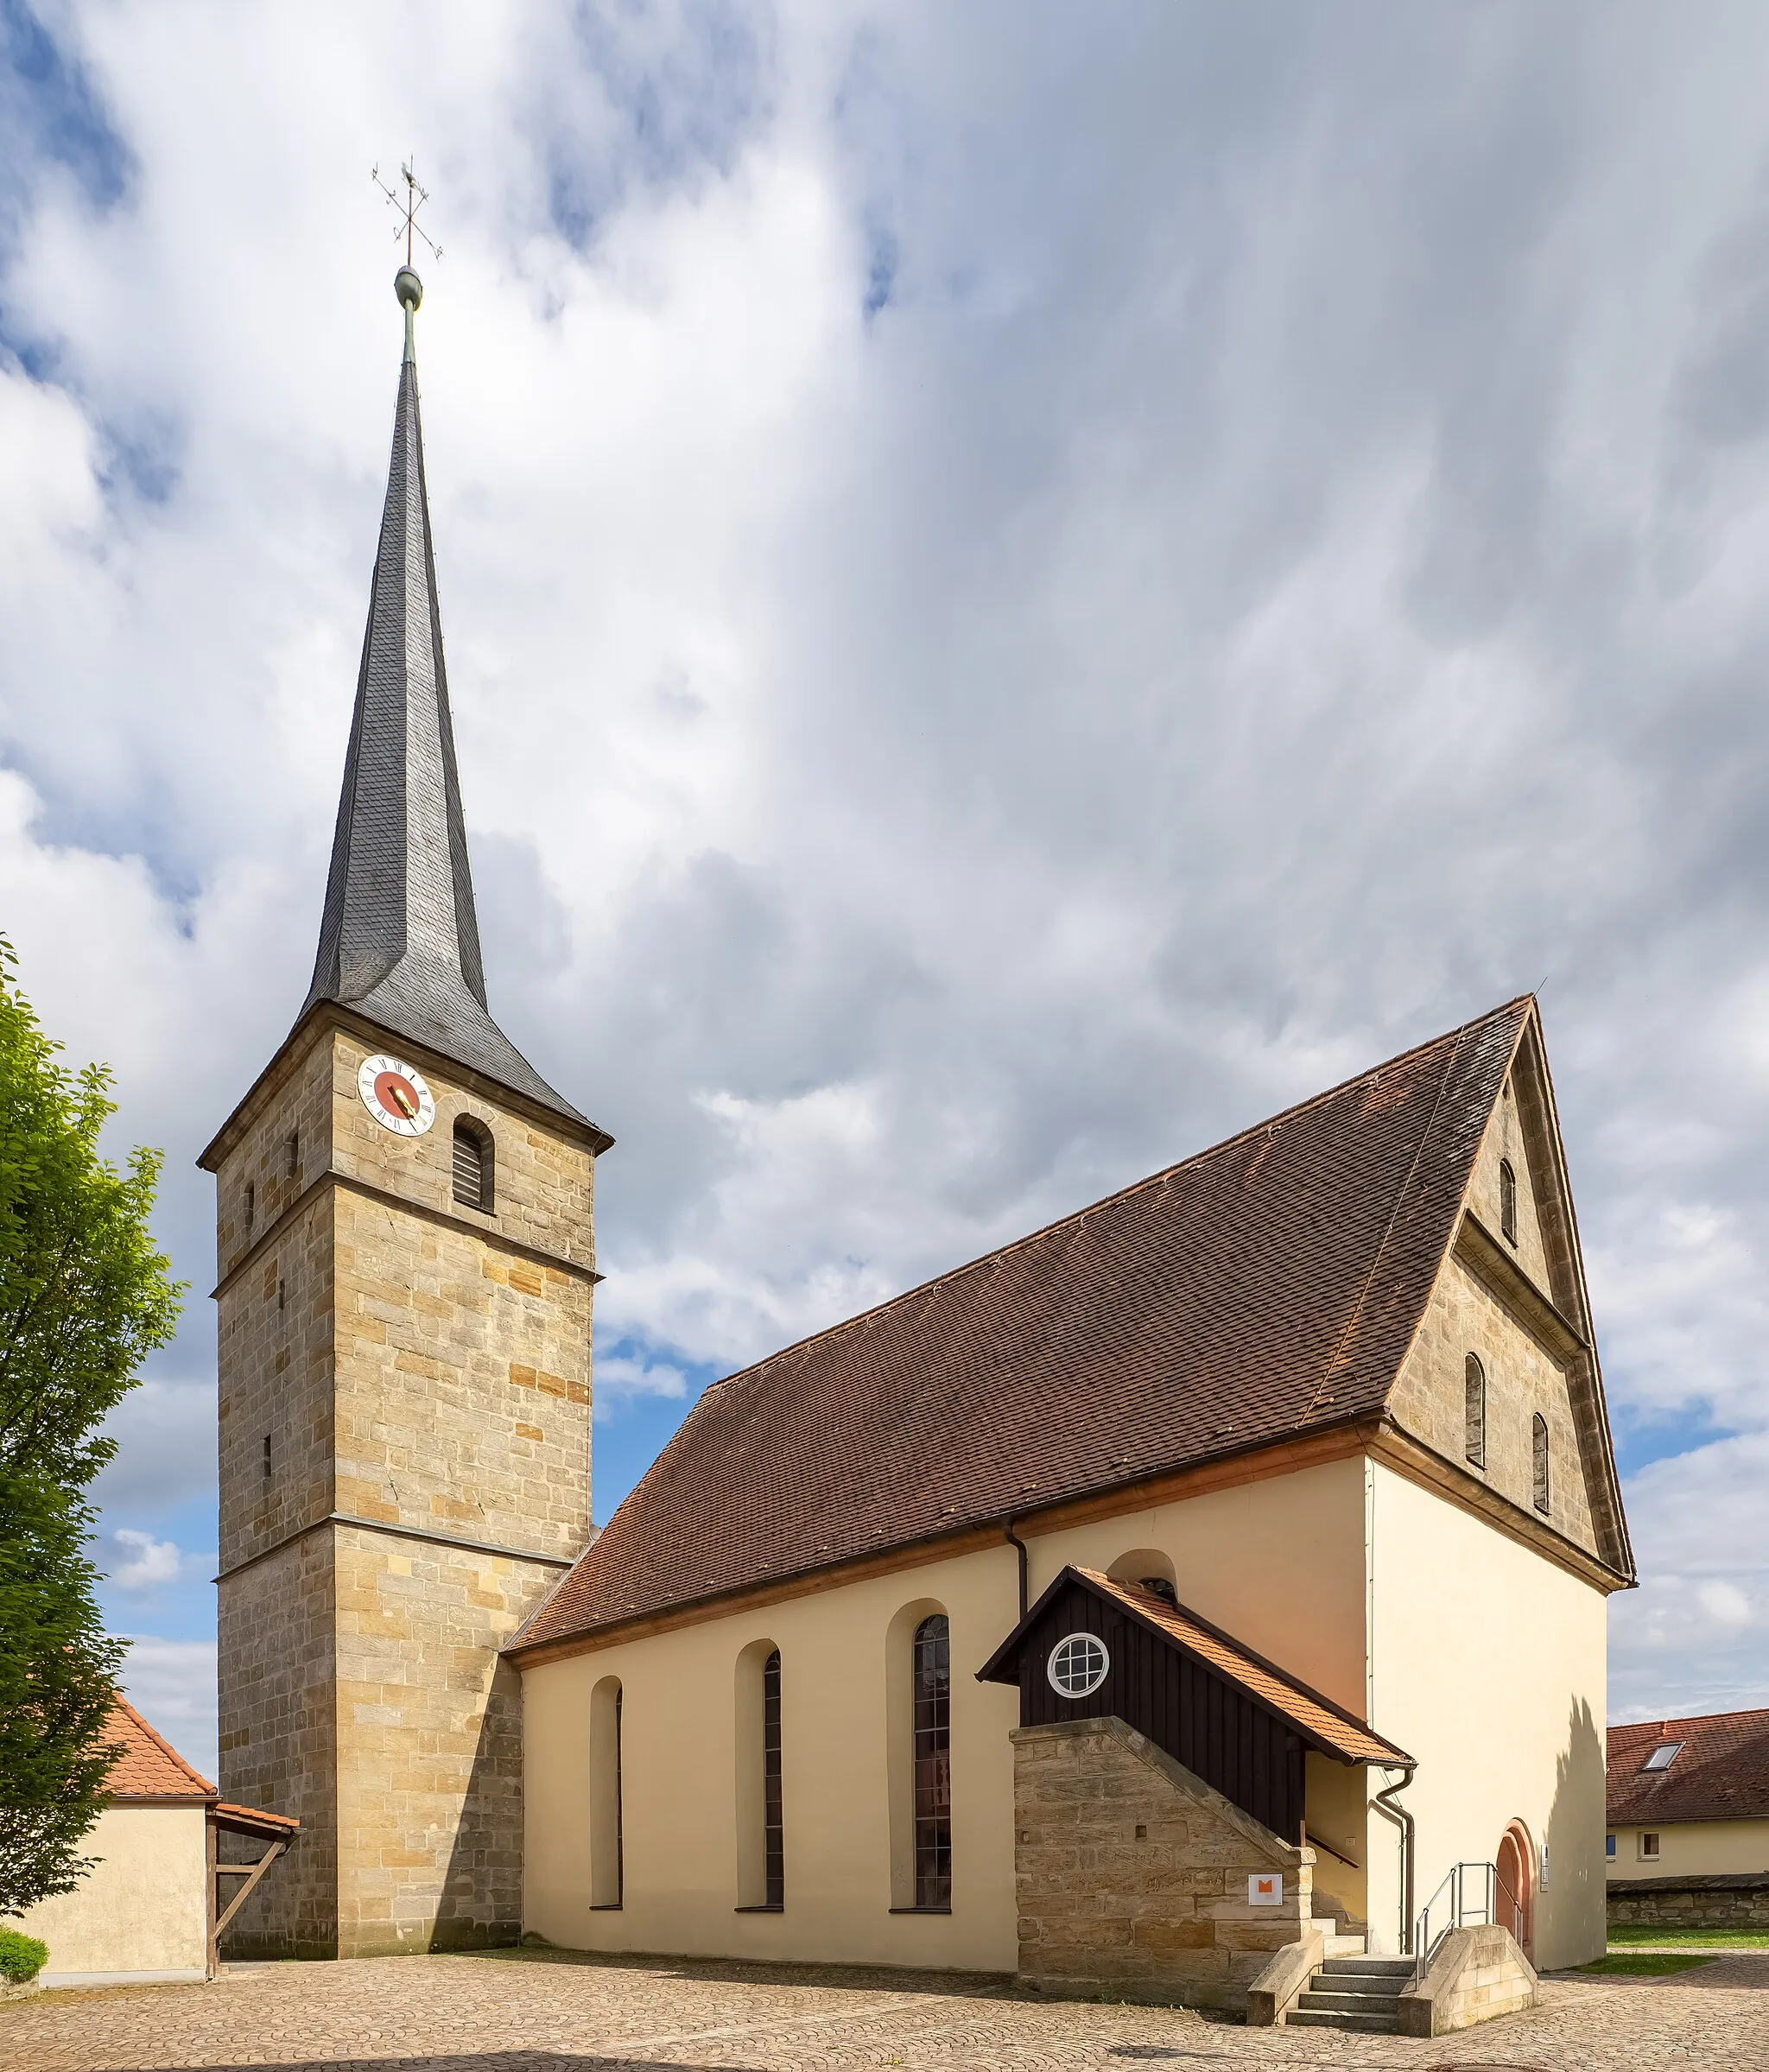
302 269 589 1127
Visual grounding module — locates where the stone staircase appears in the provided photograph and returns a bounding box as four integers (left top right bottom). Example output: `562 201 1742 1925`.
1288 1953 1415 2032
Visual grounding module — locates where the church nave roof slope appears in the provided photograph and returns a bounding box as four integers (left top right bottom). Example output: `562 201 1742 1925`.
514 995 1632 1657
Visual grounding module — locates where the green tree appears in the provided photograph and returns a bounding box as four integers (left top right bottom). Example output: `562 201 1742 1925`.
0 941 183 1914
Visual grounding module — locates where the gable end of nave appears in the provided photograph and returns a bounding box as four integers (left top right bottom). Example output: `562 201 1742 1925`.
1385 1014 1632 1581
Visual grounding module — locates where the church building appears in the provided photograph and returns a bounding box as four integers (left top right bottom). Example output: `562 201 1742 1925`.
203 273 1633 2012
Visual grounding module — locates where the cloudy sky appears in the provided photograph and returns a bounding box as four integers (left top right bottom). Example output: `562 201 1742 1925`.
5 1 1769 1771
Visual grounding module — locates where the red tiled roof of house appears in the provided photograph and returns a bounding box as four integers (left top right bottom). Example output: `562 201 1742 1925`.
1607 1708 1769 1826
1080 1571 1411 1766
518 998 1557 1653
104 1698 216 1801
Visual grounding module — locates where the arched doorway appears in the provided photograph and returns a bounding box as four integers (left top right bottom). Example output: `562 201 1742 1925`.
1496 1822 1533 1955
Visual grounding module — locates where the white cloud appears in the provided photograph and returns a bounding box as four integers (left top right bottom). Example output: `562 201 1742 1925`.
593 1353 691 1405
9 3 1769 1725
116 1638 219 1777
1611 1435 1769 1720
107 1528 186 1589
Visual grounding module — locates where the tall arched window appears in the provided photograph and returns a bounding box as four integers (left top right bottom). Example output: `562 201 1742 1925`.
1464 1355 1486 1469
912 1614 952 1910
763 1648 784 1907
589 1676 623 1908
453 1118 494 1212
1500 1159 1518 1246
1531 1413 1550 1514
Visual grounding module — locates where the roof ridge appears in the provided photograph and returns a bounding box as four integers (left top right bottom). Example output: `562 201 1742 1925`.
704 996 1536 1398
1613 1708 1769 1737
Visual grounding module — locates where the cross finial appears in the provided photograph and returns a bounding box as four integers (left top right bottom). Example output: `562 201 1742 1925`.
372 159 442 268
372 160 441 363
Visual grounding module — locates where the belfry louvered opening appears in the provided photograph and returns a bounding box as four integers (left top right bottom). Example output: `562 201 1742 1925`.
452 1118 494 1212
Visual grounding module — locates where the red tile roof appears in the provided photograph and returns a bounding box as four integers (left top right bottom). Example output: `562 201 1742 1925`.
1080 1571 1411 1765
1608 1708 1769 1826
103 1698 215 1801
518 999 1551 1653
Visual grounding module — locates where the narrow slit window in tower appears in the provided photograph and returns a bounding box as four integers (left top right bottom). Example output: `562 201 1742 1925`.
1532 1412 1550 1513
1500 1159 1518 1246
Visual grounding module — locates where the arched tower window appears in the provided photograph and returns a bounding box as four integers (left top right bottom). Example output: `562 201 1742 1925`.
912 1613 952 1909
452 1118 494 1212
1531 1413 1550 1513
763 1648 784 1907
1500 1159 1518 1246
1464 1354 1486 1469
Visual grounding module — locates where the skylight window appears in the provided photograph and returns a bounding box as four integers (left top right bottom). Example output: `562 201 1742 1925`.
1641 1742 1683 1771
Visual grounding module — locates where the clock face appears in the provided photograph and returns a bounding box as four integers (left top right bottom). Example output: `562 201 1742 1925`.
358 1054 436 1137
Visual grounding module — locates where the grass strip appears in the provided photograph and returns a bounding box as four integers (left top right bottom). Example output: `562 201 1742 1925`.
1579 1953 1718 1976
1607 1926 1769 1948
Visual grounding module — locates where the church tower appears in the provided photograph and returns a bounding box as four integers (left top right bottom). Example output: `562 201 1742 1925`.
200 268 611 1958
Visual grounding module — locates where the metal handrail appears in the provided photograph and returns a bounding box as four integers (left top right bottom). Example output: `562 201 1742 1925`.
1410 1860 1525 1985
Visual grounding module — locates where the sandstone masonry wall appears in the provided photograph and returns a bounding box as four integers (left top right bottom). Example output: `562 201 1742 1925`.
1390 1256 1600 1559
213 1016 597 1959
1608 1875 1769 1929
1012 1718 1314 2013
216 1531 339 1957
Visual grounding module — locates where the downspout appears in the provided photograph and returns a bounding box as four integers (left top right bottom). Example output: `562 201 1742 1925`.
1001 1517 1030 1618
1372 1763 1417 1955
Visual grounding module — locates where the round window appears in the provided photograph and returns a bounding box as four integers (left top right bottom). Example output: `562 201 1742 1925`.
1046 1632 1109 1699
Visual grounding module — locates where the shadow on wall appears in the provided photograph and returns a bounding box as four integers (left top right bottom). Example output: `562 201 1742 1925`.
435 1660 526 1951
1540 1695 1605 1961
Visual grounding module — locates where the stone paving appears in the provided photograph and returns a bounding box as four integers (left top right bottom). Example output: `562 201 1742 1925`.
3 1948 1766 2072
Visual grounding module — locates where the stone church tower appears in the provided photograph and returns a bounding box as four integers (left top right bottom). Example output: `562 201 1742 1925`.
200 269 610 1957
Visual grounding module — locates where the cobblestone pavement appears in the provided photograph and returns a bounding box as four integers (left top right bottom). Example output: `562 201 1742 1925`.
4 1948 1767 2072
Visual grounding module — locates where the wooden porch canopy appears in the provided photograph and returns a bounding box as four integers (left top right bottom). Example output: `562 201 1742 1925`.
978 1566 1411 1843
207 1800 299 1976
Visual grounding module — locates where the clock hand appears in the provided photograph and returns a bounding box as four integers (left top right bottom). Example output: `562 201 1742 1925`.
392 1086 419 1121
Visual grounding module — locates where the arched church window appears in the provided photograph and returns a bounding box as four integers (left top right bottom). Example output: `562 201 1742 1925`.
1500 1159 1518 1246
452 1118 493 1212
1531 1413 1550 1514
589 1676 623 1908
912 1613 952 1910
1464 1354 1486 1469
763 1649 784 1907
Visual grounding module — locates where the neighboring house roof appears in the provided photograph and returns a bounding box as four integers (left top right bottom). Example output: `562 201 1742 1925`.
105 1699 217 1802
979 1567 1411 1768
520 997 1609 1655
1608 1708 1769 1826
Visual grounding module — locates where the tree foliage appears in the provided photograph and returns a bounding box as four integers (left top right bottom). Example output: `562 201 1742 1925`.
0 941 183 1916
0 941 183 1485
0 1477 127 1914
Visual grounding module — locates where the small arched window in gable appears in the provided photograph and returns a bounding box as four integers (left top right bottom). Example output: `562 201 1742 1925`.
1500 1159 1519 1247
1531 1413 1550 1514
1464 1354 1486 1469
452 1118 494 1213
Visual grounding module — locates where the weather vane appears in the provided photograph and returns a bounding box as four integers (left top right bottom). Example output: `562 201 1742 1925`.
371 159 442 268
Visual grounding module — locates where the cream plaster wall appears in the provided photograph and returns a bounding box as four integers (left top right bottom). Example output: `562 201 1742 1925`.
16 1805 208 1981
1365 1461 1607 1969
522 1456 1371 1969
1024 1455 1371 1715
1607 1820 1769 1879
